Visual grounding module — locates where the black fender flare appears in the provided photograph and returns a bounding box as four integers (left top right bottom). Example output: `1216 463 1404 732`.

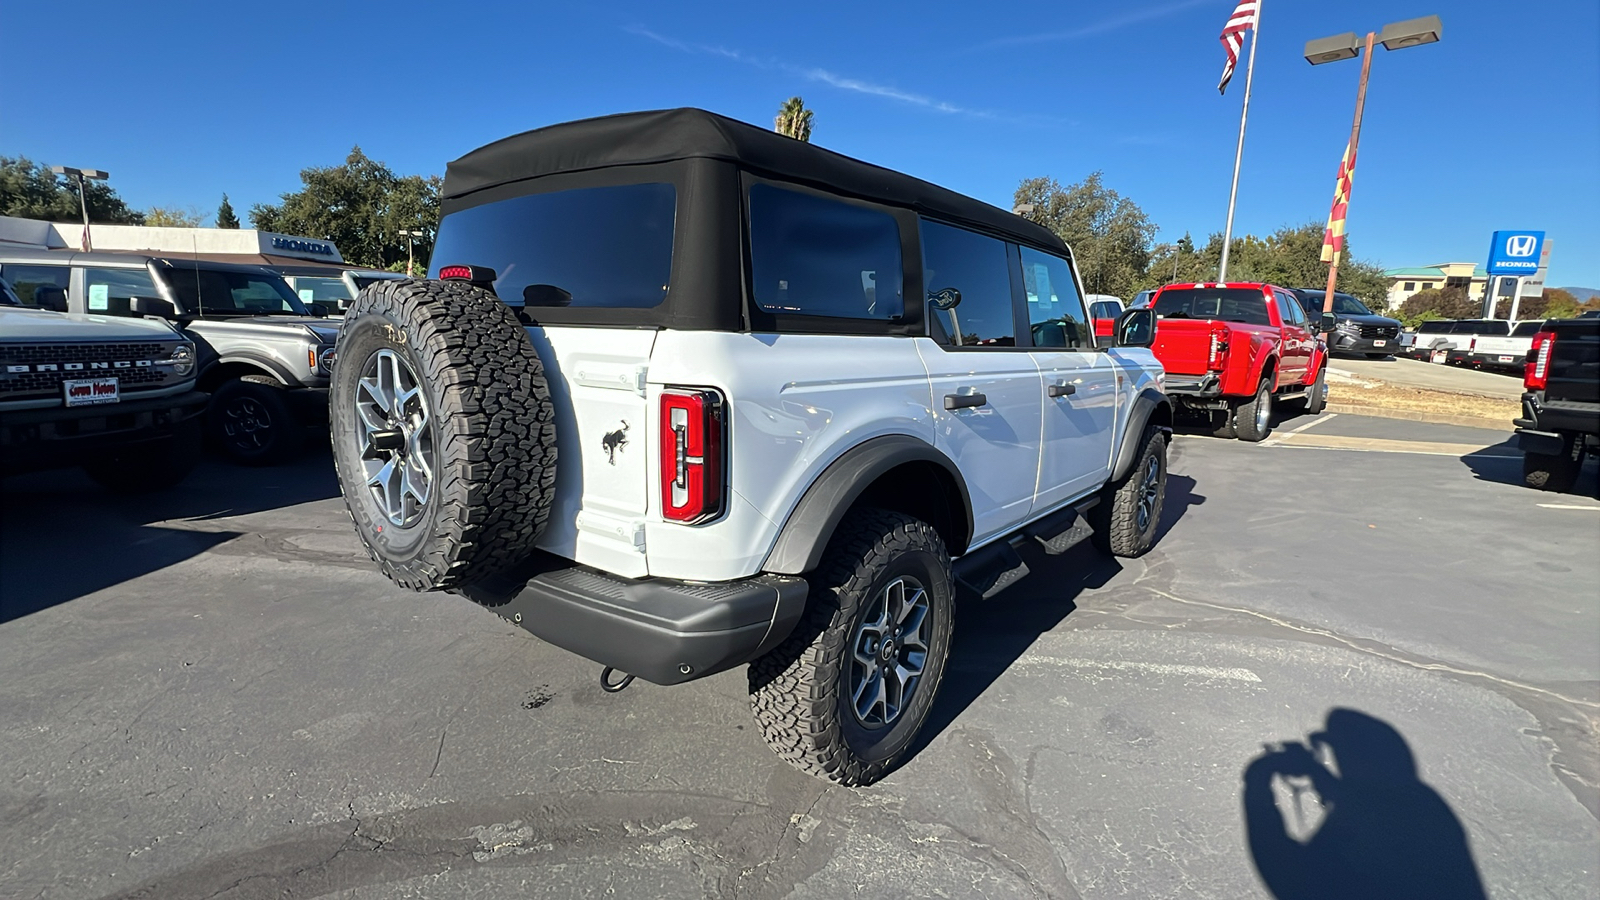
201 352 298 389
762 434 973 575
1111 387 1173 482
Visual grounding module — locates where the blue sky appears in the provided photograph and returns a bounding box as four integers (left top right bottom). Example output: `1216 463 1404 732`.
5 0 1597 287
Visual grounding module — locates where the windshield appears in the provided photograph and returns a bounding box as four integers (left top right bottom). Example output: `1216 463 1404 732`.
163 267 309 316
1152 288 1271 325
1297 291 1373 316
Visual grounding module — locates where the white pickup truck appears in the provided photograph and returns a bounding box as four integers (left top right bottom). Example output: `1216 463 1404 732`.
1461 320 1543 372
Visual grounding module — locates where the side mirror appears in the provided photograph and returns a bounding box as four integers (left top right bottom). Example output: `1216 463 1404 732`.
1319 312 1337 333
928 287 962 310
129 296 178 319
1114 308 1156 348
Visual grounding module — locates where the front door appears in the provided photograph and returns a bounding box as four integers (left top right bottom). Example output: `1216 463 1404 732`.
918 220 1042 546
1273 289 1311 386
1020 246 1119 509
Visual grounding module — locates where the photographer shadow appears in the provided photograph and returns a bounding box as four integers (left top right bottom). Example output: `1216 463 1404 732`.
1243 708 1487 900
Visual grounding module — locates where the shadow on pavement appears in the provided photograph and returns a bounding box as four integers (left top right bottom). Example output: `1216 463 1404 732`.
1459 437 1600 497
0 447 339 624
911 471 1204 762
1242 708 1488 900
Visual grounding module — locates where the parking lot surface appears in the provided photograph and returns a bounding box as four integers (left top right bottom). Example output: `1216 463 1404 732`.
1331 355 1524 399
2 414 1596 900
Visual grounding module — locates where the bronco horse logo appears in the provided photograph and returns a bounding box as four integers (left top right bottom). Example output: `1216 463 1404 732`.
601 421 630 465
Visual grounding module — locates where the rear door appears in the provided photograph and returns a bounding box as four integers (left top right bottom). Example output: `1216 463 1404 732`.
1020 245 1119 508
918 220 1043 546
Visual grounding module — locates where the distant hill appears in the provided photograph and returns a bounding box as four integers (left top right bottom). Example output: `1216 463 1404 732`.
1556 286 1600 302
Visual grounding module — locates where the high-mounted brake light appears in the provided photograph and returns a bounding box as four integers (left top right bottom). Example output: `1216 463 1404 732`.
438 264 497 289
1208 324 1230 371
660 388 725 524
1525 330 1555 390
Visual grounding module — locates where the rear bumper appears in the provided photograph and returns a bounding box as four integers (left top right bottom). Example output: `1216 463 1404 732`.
1516 392 1600 439
457 553 809 686
1163 373 1222 399
1 390 208 467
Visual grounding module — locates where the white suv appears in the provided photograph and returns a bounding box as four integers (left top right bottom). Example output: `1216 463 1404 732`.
330 109 1171 785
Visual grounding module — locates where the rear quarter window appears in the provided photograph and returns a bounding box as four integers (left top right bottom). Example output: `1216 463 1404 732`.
430 182 677 309
748 183 903 320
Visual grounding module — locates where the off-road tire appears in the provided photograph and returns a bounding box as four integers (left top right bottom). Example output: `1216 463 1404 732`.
208 376 304 465
82 417 202 492
331 279 557 591
749 508 954 786
1233 378 1274 443
1523 432 1584 493
1091 426 1167 558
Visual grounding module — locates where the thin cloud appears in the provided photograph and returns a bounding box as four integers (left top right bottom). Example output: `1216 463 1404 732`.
973 0 1215 52
627 25 998 119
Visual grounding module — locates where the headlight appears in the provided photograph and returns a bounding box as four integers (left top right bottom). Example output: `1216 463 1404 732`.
1336 320 1359 333
168 342 195 376
317 345 337 374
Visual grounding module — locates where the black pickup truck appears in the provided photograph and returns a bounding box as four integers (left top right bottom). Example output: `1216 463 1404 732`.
1515 317 1599 492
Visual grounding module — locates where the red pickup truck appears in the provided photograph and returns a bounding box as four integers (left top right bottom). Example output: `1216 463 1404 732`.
1148 282 1333 441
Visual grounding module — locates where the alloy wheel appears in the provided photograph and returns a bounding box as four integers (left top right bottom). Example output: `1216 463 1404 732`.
355 349 435 527
848 576 930 729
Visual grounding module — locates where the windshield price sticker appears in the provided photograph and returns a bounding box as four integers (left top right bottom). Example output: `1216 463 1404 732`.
64 377 120 407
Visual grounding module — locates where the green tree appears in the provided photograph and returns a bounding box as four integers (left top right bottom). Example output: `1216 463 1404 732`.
144 205 205 227
249 147 440 269
1014 173 1156 300
1147 222 1391 309
0 156 145 224
216 194 240 229
1399 287 1478 325
774 97 814 142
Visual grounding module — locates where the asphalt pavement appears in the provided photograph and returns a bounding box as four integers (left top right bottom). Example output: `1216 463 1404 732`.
1330 355 1525 400
2 415 1596 900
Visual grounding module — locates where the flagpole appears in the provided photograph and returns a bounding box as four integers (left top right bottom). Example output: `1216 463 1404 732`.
1217 0 1260 284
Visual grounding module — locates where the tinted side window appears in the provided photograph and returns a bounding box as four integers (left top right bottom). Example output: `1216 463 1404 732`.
1512 321 1543 337
84 267 161 317
1 264 70 307
1274 291 1303 327
430 182 676 309
1020 246 1090 348
748 184 903 320
921 220 1016 347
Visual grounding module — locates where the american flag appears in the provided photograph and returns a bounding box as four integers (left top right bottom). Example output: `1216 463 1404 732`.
1218 0 1259 94
1320 140 1357 265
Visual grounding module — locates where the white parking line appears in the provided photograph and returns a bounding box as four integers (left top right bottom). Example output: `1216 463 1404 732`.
1012 655 1262 683
1261 413 1337 446
1537 503 1600 511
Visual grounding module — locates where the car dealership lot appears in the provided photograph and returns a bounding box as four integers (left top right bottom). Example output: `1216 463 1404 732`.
2 416 1596 900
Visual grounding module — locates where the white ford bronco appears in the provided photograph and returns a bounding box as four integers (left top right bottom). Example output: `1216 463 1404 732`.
331 109 1171 784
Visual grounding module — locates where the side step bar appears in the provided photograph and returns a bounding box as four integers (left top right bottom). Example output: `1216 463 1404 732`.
952 497 1099 600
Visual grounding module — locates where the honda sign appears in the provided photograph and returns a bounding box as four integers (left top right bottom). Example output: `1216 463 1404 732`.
1485 230 1545 275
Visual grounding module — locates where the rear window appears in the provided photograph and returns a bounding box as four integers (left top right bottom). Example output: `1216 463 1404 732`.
748 183 902 320
1417 320 1451 333
1152 288 1271 326
430 182 676 309
1452 320 1509 335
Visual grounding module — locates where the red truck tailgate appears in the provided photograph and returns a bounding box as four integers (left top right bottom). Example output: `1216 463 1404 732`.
1151 318 1217 376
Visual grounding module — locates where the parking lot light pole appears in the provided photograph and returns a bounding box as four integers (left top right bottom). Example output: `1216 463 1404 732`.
398 229 427 277
1304 15 1442 321
49 165 109 252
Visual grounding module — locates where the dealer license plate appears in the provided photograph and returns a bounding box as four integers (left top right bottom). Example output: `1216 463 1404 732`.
1499 355 1515 363
1431 350 1448 363
1372 339 1387 347
63 377 119 407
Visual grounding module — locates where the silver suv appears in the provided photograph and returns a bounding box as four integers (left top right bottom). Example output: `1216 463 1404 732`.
0 249 338 463
331 108 1171 785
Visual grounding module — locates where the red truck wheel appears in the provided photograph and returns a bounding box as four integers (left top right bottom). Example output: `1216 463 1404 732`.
1233 380 1274 442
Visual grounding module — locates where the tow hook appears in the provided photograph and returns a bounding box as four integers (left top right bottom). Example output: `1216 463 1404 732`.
599 666 635 693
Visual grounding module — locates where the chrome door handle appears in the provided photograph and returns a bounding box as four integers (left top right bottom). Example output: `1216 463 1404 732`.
1048 382 1076 398
944 392 988 410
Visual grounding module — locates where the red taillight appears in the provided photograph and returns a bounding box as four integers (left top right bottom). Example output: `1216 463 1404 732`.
1526 331 1555 390
438 265 472 280
1208 325 1230 371
438 264 497 288
660 388 725 524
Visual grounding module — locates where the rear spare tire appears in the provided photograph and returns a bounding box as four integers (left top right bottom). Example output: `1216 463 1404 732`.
330 279 557 591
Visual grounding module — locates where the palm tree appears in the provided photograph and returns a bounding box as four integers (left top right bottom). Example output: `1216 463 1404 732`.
774 97 814 142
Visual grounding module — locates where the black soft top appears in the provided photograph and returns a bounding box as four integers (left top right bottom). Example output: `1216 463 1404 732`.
443 107 1064 252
